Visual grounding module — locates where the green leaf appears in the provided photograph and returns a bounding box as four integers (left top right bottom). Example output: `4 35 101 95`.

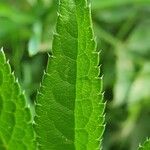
28 21 42 56
127 20 150 59
92 0 150 11
138 138 150 150
0 49 35 150
128 62 150 105
0 3 34 25
34 0 105 149
113 46 135 106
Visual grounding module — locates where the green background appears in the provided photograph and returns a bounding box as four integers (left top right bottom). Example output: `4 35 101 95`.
0 0 150 149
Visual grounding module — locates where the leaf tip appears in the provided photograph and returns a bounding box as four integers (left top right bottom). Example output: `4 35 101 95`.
0 47 4 52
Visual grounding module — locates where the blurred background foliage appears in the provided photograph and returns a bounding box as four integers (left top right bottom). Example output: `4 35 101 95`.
0 0 150 149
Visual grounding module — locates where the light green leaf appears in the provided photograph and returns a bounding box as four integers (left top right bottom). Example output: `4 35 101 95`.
92 0 150 10
0 3 34 25
28 21 42 56
34 0 105 149
138 138 150 150
128 62 150 105
113 46 135 106
0 49 35 150
127 20 150 59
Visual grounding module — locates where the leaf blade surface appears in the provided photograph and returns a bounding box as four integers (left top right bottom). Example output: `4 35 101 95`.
0 49 35 150
35 0 105 149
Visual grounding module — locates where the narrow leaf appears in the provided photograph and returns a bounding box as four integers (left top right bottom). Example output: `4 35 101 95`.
35 0 105 149
0 49 35 150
